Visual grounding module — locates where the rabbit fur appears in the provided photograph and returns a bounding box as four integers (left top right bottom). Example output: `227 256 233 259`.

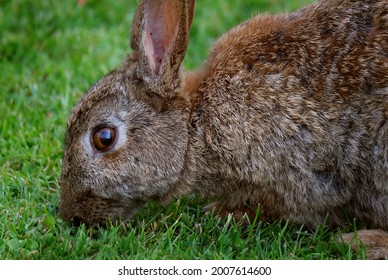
59 0 388 259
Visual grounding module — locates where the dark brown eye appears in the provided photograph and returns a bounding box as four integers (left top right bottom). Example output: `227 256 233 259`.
92 127 116 151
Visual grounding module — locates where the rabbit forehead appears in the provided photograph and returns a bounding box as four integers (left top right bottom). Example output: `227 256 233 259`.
66 71 147 135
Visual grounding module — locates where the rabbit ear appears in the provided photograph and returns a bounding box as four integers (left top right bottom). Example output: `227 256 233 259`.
130 0 195 98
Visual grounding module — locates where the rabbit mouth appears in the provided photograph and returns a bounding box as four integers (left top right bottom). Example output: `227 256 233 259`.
83 199 146 227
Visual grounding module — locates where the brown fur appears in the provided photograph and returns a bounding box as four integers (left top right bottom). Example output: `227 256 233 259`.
59 0 388 259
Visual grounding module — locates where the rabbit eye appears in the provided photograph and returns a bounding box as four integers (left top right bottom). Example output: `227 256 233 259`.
92 127 117 151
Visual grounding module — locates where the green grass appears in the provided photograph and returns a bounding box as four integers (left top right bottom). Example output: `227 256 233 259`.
0 0 364 259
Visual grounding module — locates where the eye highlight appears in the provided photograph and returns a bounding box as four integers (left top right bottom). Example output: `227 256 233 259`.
92 127 117 151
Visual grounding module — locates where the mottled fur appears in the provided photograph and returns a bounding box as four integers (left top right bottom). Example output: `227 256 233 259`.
60 0 388 259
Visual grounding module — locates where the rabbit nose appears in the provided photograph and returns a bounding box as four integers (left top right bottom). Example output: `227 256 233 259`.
70 216 82 227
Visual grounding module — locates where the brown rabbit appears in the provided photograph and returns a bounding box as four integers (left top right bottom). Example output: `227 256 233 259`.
59 0 388 259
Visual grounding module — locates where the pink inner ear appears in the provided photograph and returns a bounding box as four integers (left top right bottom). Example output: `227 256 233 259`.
143 0 178 77
144 26 165 76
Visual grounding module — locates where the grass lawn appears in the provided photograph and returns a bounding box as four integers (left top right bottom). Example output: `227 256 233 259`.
0 0 365 259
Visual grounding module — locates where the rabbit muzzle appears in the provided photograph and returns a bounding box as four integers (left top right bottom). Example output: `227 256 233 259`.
59 185 146 226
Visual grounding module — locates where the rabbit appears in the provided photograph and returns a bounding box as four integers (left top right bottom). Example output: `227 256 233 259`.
59 0 388 259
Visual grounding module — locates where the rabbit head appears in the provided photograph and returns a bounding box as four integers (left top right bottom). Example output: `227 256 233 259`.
59 0 196 225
